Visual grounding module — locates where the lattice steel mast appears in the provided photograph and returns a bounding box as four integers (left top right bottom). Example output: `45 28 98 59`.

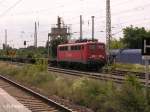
106 0 112 63
34 22 37 48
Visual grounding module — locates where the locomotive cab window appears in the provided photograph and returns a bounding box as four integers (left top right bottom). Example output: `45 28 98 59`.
89 44 96 50
98 44 104 49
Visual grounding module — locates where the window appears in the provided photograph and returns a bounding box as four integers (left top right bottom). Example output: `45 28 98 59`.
98 44 104 49
59 46 68 51
71 46 75 50
59 47 63 51
89 44 96 50
71 45 81 50
64 46 68 50
77 46 81 50
81 45 84 50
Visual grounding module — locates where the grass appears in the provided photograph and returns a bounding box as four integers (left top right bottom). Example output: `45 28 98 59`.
0 61 149 112
109 63 150 72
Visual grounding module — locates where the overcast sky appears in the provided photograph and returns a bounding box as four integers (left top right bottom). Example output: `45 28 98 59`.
0 0 150 48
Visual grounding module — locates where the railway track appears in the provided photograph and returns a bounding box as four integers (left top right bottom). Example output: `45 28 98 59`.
109 69 150 79
7 60 149 79
48 67 150 86
1 60 150 85
0 75 74 112
48 66 127 83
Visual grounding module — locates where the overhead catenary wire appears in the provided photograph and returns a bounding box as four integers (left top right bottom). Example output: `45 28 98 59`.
0 0 23 17
1 0 149 20
0 0 5 4
1 0 149 30
0 0 139 19
1 0 150 48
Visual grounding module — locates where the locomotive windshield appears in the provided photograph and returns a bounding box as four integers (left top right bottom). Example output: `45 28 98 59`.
89 44 104 50
89 44 96 50
98 44 104 49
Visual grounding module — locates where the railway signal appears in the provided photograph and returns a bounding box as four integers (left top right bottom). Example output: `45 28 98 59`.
24 41 26 46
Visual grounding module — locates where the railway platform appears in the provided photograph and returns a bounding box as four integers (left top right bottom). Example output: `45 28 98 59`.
0 88 31 112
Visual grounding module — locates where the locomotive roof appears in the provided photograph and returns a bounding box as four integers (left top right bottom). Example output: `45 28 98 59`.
58 42 105 47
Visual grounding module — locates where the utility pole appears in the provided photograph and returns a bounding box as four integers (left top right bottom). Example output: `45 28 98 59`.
91 16 95 41
106 0 112 64
34 22 37 48
5 29 7 50
47 35 50 58
80 15 83 41
57 16 61 28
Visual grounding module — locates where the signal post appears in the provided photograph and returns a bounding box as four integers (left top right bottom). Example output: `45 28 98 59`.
142 38 150 99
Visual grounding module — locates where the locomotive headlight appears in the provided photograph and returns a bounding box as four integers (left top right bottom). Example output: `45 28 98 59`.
91 55 96 58
89 55 95 59
99 55 104 59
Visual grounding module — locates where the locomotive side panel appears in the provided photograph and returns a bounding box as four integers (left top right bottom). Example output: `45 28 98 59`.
57 44 87 63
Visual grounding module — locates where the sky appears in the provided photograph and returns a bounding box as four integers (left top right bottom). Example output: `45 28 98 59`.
0 0 150 48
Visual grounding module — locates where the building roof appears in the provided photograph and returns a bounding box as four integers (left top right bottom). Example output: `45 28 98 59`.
111 49 141 55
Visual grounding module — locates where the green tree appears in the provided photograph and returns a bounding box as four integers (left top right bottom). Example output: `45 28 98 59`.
110 38 125 49
16 46 47 58
122 25 150 49
49 36 68 58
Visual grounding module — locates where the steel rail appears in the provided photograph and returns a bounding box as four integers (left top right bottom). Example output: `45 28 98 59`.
48 67 150 86
0 75 74 112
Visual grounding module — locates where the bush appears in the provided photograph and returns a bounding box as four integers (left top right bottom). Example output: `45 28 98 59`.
35 59 48 71
71 78 118 112
116 75 148 112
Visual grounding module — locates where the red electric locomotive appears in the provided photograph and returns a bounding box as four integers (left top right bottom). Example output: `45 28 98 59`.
57 41 106 69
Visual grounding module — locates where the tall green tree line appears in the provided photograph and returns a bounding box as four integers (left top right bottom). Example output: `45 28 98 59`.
111 25 150 49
